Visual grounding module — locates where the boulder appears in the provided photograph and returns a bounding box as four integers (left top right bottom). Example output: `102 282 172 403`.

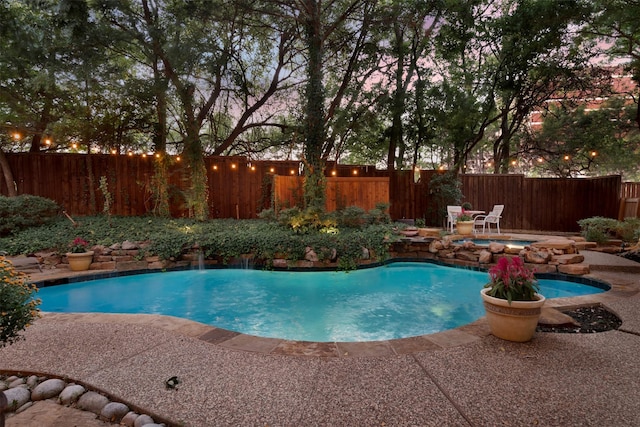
524 249 552 264
3 387 31 411
488 242 506 253
531 239 575 251
121 240 138 250
134 414 156 427
304 247 319 262
59 384 86 405
455 250 478 262
77 391 109 415
31 378 66 401
121 412 140 427
558 264 590 275
100 401 130 423
553 254 585 265
478 250 493 264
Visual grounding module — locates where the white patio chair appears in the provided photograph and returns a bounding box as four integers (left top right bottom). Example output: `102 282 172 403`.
446 205 462 233
474 205 504 234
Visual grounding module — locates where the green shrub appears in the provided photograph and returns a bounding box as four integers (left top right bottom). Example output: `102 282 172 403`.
0 257 41 347
616 218 640 243
578 216 621 245
0 195 59 236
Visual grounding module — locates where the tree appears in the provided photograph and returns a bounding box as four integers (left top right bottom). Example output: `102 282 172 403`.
522 98 640 178
586 0 640 129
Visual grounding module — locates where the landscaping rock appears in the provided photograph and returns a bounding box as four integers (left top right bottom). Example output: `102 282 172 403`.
478 250 492 264
8 377 25 388
304 247 319 262
26 375 39 388
455 250 478 262
134 414 156 427
77 391 109 414
31 378 66 401
488 242 505 253
553 254 585 265
524 249 552 264
121 411 140 427
59 384 86 405
531 239 575 251
558 264 590 275
101 401 130 423
3 387 31 411
121 240 138 250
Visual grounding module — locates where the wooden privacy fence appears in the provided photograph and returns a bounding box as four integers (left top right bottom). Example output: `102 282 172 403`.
273 175 390 212
0 153 625 231
390 170 621 232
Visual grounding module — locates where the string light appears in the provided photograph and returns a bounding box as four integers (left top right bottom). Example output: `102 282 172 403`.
213 165 218 170
352 169 358 175
72 143 78 149
155 153 161 158
564 155 570 161
44 138 51 145
250 166 256 171
13 133 21 140
269 167 275 173
111 149 117 155
176 156 181 162
290 169 295 175
231 163 236 169
591 151 597 157
331 170 337 176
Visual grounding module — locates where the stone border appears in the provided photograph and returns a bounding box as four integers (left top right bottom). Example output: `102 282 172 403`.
0 373 168 426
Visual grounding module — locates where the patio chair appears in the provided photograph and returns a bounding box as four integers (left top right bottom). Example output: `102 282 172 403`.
446 205 462 233
474 205 504 234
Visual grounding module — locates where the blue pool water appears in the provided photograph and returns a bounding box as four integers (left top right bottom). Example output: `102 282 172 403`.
37 263 606 342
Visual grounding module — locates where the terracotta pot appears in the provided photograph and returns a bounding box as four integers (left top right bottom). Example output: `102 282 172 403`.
66 251 94 271
480 288 546 342
456 220 475 235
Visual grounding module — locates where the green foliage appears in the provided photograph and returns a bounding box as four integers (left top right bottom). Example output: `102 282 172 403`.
99 176 113 222
0 257 41 347
578 217 619 244
484 257 540 303
578 216 640 244
427 172 463 226
0 215 397 271
0 195 59 236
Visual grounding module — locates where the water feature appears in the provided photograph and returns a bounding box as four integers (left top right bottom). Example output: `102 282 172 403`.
36 262 607 342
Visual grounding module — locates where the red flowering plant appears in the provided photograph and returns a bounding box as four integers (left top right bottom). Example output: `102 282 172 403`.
69 237 90 253
484 257 540 303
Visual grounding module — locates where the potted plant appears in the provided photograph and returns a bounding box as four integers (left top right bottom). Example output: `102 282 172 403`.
480 257 545 342
455 212 475 235
66 237 94 271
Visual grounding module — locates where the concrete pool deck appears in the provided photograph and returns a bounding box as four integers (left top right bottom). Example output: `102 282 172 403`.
2 248 640 425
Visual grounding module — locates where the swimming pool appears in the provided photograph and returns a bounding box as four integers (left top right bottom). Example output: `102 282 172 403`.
37 262 607 342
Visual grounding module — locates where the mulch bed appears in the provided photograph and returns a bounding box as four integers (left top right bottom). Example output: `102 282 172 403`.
537 305 622 334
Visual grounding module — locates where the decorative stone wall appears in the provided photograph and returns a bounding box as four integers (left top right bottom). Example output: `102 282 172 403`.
390 235 593 275
30 236 594 276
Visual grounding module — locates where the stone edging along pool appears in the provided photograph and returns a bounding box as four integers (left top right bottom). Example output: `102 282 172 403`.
31 257 634 358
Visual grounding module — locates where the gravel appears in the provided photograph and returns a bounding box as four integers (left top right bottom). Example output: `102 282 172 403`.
537 305 622 334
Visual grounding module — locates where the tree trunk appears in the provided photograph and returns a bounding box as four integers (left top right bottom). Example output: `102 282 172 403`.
302 0 326 209
0 148 17 196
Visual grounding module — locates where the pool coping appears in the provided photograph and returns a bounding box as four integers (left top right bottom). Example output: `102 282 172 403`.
33 262 639 358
